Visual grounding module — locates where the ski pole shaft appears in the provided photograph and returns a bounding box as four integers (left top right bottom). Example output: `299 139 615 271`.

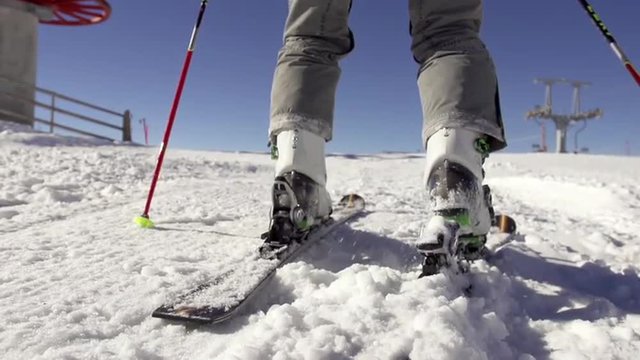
140 0 209 220
577 0 640 86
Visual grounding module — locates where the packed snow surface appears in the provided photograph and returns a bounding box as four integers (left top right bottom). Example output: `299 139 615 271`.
1 122 640 359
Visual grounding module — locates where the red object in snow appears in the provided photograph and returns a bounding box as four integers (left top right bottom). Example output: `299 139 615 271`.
20 0 111 25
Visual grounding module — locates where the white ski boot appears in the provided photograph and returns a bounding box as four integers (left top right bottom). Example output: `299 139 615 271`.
417 128 495 277
260 129 332 258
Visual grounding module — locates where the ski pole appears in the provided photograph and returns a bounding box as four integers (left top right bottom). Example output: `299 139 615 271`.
135 0 209 229
577 0 640 86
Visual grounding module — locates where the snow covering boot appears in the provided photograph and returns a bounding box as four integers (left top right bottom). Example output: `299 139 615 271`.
260 129 332 257
417 128 495 277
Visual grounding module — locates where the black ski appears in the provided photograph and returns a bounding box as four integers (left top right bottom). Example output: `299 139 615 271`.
152 194 366 324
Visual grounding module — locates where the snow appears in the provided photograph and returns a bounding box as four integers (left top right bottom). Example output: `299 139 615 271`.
1 121 640 359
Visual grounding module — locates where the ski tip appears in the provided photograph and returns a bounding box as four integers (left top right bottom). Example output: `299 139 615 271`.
494 214 516 234
134 215 155 229
337 194 365 210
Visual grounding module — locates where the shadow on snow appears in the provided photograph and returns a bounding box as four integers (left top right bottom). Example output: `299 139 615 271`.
490 244 640 321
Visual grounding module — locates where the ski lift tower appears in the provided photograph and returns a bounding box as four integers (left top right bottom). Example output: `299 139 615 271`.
0 0 111 126
526 78 603 153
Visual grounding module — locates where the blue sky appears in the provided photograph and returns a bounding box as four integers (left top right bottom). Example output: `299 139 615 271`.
36 0 639 155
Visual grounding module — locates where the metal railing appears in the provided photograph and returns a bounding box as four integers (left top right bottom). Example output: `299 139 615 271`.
0 75 132 142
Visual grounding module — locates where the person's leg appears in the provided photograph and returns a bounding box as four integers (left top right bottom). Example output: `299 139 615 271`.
409 0 505 149
409 0 506 274
270 0 354 145
263 0 353 247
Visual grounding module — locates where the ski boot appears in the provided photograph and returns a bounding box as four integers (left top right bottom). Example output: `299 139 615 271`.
259 129 332 259
416 128 495 277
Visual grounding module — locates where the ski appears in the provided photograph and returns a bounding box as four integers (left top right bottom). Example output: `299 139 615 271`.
151 194 366 324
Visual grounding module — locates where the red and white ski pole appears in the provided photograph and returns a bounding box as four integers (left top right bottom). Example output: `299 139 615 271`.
577 0 640 86
135 0 209 228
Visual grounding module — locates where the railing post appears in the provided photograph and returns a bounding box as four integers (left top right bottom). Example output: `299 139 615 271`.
122 110 132 142
49 94 56 133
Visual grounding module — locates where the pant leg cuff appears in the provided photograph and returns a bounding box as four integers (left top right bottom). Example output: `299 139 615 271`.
269 113 332 144
422 111 507 151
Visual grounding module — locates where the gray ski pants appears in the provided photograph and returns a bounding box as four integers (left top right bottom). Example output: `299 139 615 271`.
270 0 506 151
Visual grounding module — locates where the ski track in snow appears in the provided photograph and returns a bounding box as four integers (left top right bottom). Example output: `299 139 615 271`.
1 123 640 359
